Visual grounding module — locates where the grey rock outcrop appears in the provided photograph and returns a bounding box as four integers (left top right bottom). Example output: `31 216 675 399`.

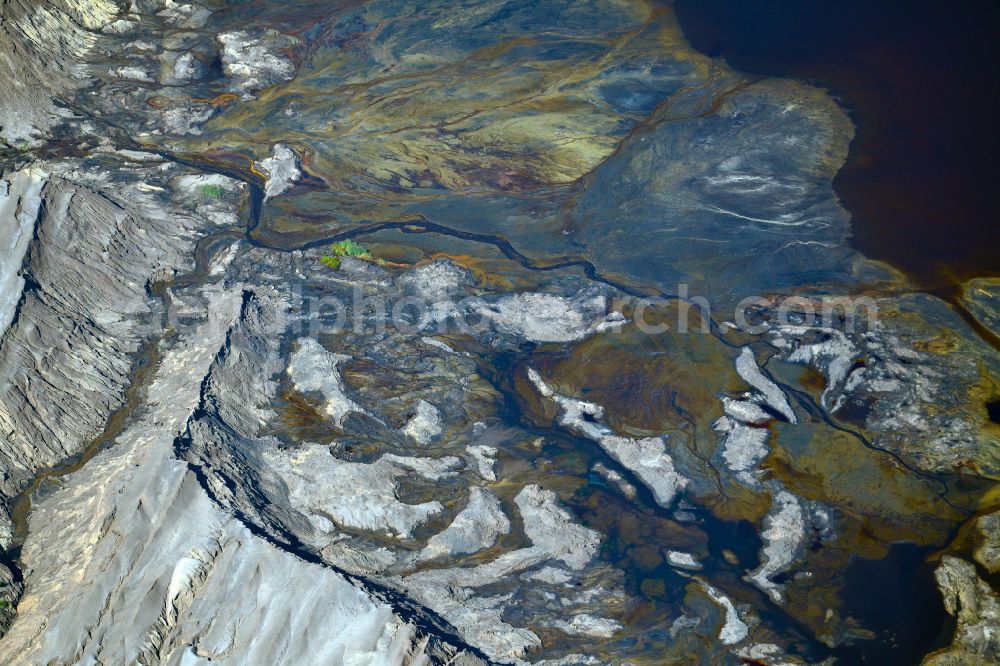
526 368 688 507
765 293 1000 474
0 163 225 545
217 30 298 97
923 556 1000 666
972 512 1000 574
419 487 511 562
0 282 475 664
0 0 118 144
175 249 631 663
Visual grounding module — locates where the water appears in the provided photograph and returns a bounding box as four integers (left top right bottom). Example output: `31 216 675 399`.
673 0 1000 292
671 3 976 660
835 543 956 664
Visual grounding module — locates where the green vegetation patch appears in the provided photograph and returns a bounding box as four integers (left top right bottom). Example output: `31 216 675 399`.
330 240 373 258
320 239 375 270
199 184 226 198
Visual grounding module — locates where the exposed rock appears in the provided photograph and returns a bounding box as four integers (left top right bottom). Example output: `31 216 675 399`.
156 1 212 29
255 144 302 200
782 327 858 411
722 397 772 425
381 453 464 481
527 368 688 506
514 485 601 571
698 580 749 645
548 614 622 639
177 287 462 548
0 163 226 544
399 485 601 662
159 101 219 136
522 566 573 586
3 0 997 663
923 556 1000 666
768 295 1000 474
0 563 21 633
746 490 807 603
263 444 450 540
713 416 770 480
159 50 206 84
320 539 397 576
217 30 297 96
666 550 702 571
287 337 366 427
403 399 444 444
400 260 471 304
527 368 555 398
0 169 44 339
669 613 703 639
466 444 498 482
735 347 797 423
735 643 821 666
0 0 118 143
161 247 637 661
597 435 686 507
592 462 637 499
0 283 471 663
419 487 511 561
110 64 154 82
972 512 1000 574
963 278 1000 334
533 654 600 666
102 18 138 35
477 291 620 343
422 335 461 355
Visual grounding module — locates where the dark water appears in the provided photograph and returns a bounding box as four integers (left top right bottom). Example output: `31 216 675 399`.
672 3 974 662
674 0 1000 291
835 544 955 664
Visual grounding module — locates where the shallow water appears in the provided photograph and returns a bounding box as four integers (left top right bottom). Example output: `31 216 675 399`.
674 0 1000 290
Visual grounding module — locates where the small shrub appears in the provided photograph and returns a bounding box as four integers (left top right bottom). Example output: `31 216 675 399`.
320 239 376 270
199 184 225 198
329 239 372 259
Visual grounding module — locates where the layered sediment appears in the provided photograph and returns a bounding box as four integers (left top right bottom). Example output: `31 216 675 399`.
0 0 997 664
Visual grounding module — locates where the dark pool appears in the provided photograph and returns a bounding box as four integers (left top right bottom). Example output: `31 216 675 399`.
673 0 1000 292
